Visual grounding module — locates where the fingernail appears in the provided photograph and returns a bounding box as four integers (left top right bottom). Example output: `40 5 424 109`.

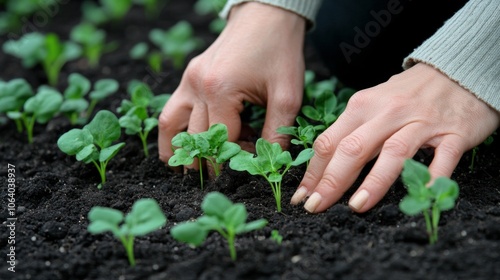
290 186 308 205
349 189 369 211
304 192 322 213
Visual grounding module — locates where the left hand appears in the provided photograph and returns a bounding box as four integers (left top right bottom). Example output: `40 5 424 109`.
291 63 500 213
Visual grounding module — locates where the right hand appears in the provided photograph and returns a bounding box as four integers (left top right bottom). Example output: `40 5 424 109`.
158 2 307 168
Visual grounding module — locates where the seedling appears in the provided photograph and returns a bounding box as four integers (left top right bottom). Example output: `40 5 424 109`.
399 158 459 244
117 81 170 157
301 89 352 133
6 86 62 143
171 192 267 261
70 22 117 68
0 78 34 133
270 229 283 245
57 110 125 189
87 198 167 266
277 116 316 149
129 42 163 73
168 123 241 189
149 21 204 69
229 138 314 212
60 73 119 125
469 133 495 171
98 0 133 22
3 32 82 86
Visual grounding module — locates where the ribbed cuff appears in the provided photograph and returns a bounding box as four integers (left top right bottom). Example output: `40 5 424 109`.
403 0 500 111
219 0 322 30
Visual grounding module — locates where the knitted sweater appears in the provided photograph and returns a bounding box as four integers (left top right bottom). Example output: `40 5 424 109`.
220 0 500 112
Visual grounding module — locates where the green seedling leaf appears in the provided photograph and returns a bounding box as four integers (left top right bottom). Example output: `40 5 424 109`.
58 110 124 187
71 22 114 67
171 191 267 260
117 82 170 157
149 21 204 69
0 78 34 113
85 110 121 149
88 198 166 266
399 158 460 244
202 191 233 219
130 42 149 59
169 123 241 188
89 79 119 101
229 138 314 212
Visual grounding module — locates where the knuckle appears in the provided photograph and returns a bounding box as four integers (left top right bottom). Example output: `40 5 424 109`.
382 137 411 158
319 173 342 193
438 142 463 161
200 72 225 97
313 134 335 159
344 90 368 112
337 135 365 158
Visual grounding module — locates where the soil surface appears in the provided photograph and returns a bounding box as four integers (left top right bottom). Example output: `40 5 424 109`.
1 1 499 280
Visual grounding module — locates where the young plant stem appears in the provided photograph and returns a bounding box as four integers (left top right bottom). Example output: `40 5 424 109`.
22 115 36 144
92 160 108 188
138 131 149 157
423 210 436 244
205 158 220 177
269 181 282 213
431 206 441 244
86 100 98 120
218 229 236 261
44 59 63 87
120 235 136 266
198 156 204 189
14 119 23 133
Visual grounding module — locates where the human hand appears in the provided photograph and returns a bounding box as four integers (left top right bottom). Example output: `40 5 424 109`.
158 2 306 169
291 63 500 213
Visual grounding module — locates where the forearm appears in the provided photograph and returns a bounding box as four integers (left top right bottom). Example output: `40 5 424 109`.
220 0 323 29
403 0 500 112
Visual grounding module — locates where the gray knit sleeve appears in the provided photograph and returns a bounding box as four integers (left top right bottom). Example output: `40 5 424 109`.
403 0 500 111
219 0 323 29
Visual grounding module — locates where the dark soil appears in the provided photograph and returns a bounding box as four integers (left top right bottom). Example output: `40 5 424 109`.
1 1 499 280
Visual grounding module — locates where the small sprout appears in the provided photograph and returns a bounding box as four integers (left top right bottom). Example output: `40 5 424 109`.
149 21 204 70
277 116 316 150
399 158 459 244
7 86 63 143
88 198 167 266
133 0 167 19
0 78 34 133
469 133 495 171
60 74 119 125
168 123 241 189
57 110 125 188
3 32 82 86
99 0 133 21
270 229 283 245
81 1 109 25
171 192 267 261
70 22 117 68
229 138 314 212
129 43 163 73
301 89 352 133
118 81 170 157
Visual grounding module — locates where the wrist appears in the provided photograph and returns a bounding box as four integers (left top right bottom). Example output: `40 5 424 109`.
226 2 306 40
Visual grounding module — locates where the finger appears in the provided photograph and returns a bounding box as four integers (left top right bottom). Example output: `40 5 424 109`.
301 116 407 213
427 135 465 179
206 95 244 143
158 92 192 164
260 80 303 149
184 102 209 171
348 123 432 213
291 108 364 205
